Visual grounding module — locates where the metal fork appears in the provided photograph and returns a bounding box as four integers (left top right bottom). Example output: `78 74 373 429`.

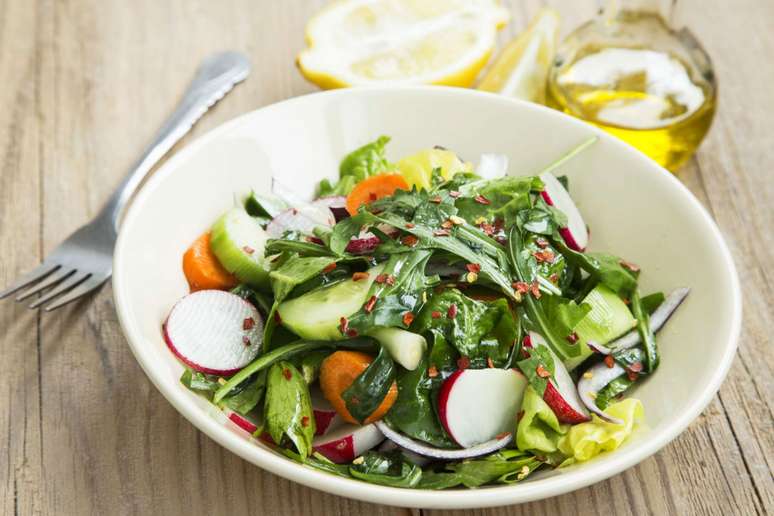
0 51 250 311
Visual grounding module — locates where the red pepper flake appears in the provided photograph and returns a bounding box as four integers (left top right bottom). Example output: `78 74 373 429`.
449 190 461 198
619 259 640 272
430 196 442 204
536 364 551 378
242 336 251 346
628 361 643 373
282 368 292 380
447 303 458 319
549 273 559 284
604 355 615 368
566 332 579 344
322 262 337 274
385 275 396 286
433 229 450 237
301 416 310 427
535 237 549 249
480 223 495 236
402 312 415 326
474 194 491 205
346 328 359 337
487 357 495 368
530 280 541 299
441 220 453 229
465 263 481 273
375 273 387 284
493 219 504 232
405 223 415 229
364 295 377 313
431 311 442 319
401 235 419 247
242 245 255 255
495 431 511 440
427 365 439 378
306 236 324 245
457 356 470 370
516 410 525 422
522 334 533 348
339 317 349 334
533 250 555 264
292 208 298 215
623 298 631 305
627 370 639 381
369 192 377 201
243 317 255 330
352 272 370 281
274 311 282 324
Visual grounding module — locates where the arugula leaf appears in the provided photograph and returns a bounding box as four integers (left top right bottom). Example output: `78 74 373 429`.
517 345 555 396
265 239 335 257
230 284 273 315
265 361 315 458
455 175 538 226
384 355 455 448
281 448 353 478
419 450 542 489
342 345 396 423
631 291 658 372
552 238 638 298
269 255 335 303
219 370 266 415
329 215 364 255
349 451 422 488
320 136 391 196
595 375 635 410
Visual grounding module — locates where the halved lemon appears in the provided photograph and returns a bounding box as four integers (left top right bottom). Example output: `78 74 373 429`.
297 0 510 89
477 7 561 103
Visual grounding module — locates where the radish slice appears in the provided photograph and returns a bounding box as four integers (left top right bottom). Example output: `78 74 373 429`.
313 424 384 463
576 361 626 424
528 332 591 424
163 290 263 375
477 153 508 179
223 407 262 434
540 172 588 251
313 196 349 222
378 439 432 466
265 204 335 238
375 421 512 460
310 387 344 436
438 368 527 448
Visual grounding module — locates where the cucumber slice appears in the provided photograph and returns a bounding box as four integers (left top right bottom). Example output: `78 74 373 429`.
368 327 427 371
210 208 270 288
277 265 383 340
564 285 636 371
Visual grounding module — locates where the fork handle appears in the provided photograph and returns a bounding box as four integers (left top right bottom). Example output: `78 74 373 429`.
98 51 251 233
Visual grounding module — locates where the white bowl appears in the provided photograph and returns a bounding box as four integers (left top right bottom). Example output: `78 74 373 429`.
113 87 740 509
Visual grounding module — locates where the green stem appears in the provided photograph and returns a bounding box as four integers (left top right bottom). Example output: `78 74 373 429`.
631 291 659 372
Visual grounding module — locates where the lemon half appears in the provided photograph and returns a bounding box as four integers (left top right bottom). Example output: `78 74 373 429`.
298 0 510 89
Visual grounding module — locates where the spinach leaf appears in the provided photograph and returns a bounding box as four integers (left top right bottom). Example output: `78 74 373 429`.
428 331 458 375
516 345 556 396
298 350 331 385
455 175 539 226
265 361 315 458
384 355 455 448
349 451 422 488
329 215 364 255
537 294 591 358
342 345 396 423
419 450 542 489
552 238 638 298
641 291 665 314
214 337 379 402
631 291 658 372
220 370 266 415
595 375 635 410
180 369 220 396
320 136 391 196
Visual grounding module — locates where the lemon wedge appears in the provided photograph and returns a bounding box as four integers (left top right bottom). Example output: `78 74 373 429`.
477 7 560 103
297 0 510 89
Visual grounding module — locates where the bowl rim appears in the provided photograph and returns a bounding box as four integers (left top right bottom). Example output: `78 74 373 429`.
112 86 741 509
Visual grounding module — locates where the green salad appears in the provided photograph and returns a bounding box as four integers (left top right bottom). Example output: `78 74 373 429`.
163 135 688 489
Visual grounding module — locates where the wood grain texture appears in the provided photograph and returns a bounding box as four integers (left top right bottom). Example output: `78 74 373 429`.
0 1 770 515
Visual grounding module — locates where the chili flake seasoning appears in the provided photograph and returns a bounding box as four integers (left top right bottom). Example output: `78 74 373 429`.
530 280 541 299
401 234 419 247
364 295 377 313
405 223 415 229
242 245 255 255
282 368 292 380
474 194 491 205
566 332 579 344
619 259 641 272
402 312 415 326
433 229 451 237
427 365 439 378
448 190 461 198
430 196 442 204
457 356 470 370
431 311 442 319
465 263 481 273
487 357 495 368
301 416 310 427
604 355 615 368
351 271 369 281
322 262 337 273
535 364 551 378
627 370 639 381
447 303 458 319
535 237 549 248
512 281 529 294
243 317 255 330
339 317 349 334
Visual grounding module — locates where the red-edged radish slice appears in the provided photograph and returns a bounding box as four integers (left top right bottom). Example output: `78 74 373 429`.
223 408 262 434
540 172 588 251
163 290 263 375
312 423 384 463
438 368 527 448
310 387 344 436
313 196 349 222
528 332 591 424
375 421 512 460
576 361 626 424
265 204 335 238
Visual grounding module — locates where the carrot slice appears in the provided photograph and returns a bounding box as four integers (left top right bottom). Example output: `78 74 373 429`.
182 232 238 292
319 350 398 425
346 174 409 215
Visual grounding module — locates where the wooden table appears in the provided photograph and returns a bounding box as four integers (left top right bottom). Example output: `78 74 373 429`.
1 1 771 514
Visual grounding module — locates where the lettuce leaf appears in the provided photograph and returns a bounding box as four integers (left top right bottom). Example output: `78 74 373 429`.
516 386 568 453
558 398 644 465
319 136 391 196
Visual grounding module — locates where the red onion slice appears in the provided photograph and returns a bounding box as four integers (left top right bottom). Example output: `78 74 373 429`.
576 361 626 424
374 421 511 460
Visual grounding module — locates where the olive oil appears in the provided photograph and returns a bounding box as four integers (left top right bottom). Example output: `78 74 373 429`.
547 11 716 171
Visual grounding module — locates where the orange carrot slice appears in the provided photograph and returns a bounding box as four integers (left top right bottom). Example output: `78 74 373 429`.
346 174 409 216
182 232 238 292
319 350 398 425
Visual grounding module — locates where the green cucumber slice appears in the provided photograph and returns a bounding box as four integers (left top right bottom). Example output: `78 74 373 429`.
564 284 636 370
368 327 427 371
277 265 383 340
210 208 270 288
